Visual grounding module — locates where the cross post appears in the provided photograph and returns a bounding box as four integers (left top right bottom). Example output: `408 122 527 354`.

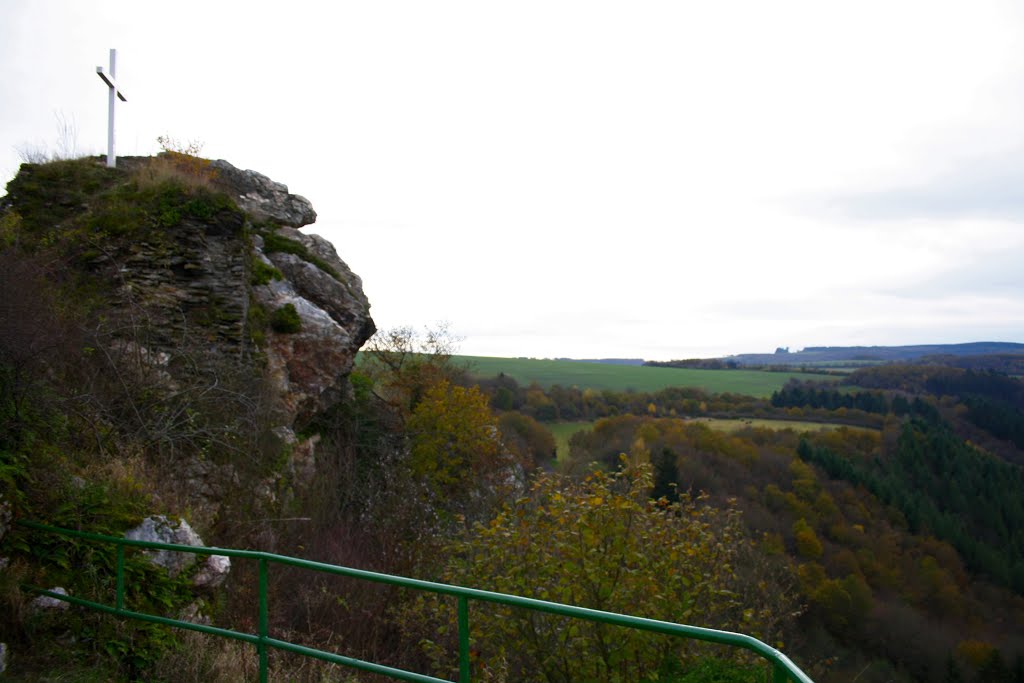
96 49 127 168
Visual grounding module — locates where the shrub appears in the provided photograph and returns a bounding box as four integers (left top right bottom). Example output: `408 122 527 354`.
250 258 282 286
260 231 340 280
398 462 796 682
406 380 505 515
270 304 301 333
497 411 556 466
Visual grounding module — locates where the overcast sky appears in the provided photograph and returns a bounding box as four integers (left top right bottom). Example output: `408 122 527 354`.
2 1 1023 360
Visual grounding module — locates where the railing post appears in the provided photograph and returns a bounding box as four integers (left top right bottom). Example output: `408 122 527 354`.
259 557 269 683
115 544 125 612
458 595 470 683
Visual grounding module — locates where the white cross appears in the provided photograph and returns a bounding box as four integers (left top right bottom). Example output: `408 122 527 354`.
96 49 127 168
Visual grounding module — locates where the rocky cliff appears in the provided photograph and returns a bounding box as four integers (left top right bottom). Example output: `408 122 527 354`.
0 155 380 676
0 155 374 493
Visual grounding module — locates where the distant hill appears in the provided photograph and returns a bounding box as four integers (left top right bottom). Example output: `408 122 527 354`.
651 342 1024 369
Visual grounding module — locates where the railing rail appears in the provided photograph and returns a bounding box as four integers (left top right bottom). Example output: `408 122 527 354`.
17 520 814 683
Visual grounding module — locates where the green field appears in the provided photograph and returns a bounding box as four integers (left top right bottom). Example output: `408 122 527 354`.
547 421 594 460
456 355 837 398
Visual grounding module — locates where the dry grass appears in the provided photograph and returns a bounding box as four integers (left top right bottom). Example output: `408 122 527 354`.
130 153 219 192
151 631 258 682
78 451 221 534
151 630 372 682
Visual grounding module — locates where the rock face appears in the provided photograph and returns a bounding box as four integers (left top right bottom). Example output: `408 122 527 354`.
210 161 376 438
210 159 317 228
254 227 375 428
124 515 231 586
105 206 250 349
1 157 374 505
193 554 231 589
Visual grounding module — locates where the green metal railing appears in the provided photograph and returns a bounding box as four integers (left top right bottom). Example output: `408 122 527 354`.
18 520 813 683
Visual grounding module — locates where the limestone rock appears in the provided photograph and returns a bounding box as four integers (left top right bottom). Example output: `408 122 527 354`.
124 516 230 585
254 228 374 428
279 230 371 321
31 587 69 611
210 159 316 228
193 555 231 589
125 516 200 577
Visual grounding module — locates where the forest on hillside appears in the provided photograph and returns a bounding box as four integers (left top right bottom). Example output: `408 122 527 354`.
469 358 1024 682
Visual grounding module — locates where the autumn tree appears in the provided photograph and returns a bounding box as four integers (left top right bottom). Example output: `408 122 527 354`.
359 325 523 517
497 411 556 467
793 518 823 559
360 323 464 415
399 462 801 682
407 379 511 514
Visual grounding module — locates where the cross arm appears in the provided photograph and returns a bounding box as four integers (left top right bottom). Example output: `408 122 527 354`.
96 67 127 101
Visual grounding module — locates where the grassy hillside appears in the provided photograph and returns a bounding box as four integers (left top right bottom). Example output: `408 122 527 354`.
456 355 838 398
547 420 593 460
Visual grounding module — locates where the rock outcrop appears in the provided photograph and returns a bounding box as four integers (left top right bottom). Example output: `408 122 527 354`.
254 227 375 428
210 159 317 228
124 515 230 586
103 203 250 349
215 163 376 471
1 156 375 494
0 156 374 678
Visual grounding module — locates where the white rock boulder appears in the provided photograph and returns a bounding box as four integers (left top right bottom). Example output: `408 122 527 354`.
30 587 69 611
124 516 230 587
